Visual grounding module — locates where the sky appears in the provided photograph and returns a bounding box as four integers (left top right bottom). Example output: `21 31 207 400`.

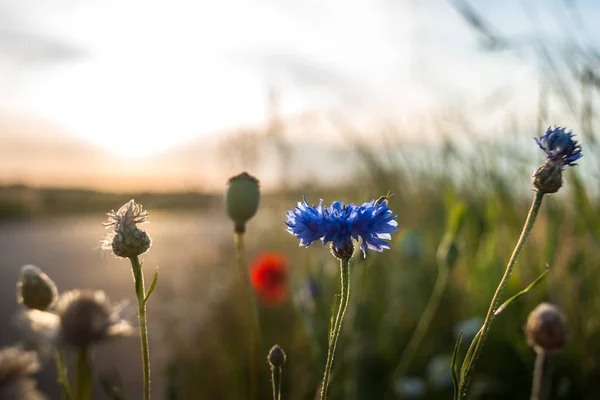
0 0 598 190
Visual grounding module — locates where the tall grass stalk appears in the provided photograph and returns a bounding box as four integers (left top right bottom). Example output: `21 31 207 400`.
234 231 261 400
460 191 544 396
321 257 351 400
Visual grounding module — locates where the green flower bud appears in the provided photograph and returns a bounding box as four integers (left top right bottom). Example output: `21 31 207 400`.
532 159 563 194
17 265 58 311
225 172 260 233
267 344 286 367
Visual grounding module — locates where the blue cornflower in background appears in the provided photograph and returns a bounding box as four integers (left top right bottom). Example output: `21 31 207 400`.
535 126 583 167
285 197 398 256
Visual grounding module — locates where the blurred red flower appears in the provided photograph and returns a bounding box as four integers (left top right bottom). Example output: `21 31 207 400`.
250 252 288 306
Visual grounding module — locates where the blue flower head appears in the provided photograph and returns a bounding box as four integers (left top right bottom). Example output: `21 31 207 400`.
285 197 398 257
534 126 583 167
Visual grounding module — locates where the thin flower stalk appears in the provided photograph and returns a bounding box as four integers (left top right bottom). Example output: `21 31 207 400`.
234 231 261 400
55 350 73 400
76 346 93 400
129 255 153 400
460 191 544 394
530 351 548 400
321 257 351 400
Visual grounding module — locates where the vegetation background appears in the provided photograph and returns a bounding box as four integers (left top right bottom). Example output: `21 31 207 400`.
1 1 600 399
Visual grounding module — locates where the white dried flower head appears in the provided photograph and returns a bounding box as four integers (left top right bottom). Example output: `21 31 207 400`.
0 346 46 400
103 199 151 258
19 290 132 349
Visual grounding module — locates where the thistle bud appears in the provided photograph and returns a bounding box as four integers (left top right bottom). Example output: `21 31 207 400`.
225 172 260 233
525 303 567 353
103 200 151 258
17 265 58 311
267 344 286 367
532 160 563 194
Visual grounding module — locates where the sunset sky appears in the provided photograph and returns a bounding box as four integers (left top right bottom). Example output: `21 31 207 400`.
0 0 597 190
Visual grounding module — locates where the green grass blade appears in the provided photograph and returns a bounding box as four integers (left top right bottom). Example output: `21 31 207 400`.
451 331 463 400
494 267 550 316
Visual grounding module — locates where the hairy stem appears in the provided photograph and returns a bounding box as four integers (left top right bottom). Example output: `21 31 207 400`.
461 191 544 396
321 258 351 400
130 255 151 400
271 365 282 400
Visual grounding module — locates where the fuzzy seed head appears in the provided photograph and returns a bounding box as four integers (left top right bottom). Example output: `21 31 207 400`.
0 346 45 400
532 159 563 194
56 290 133 348
526 302 567 353
267 344 286 367
17 265 58 311
103 199 151 258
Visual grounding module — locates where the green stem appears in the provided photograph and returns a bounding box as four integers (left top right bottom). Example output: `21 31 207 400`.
321 257 351 400
130 255 151 400
530 351 547 400
391 259 451 381
461 191 544 396
271 366 282 400
233 232 261 400
76 346 92 400
55 349 73 400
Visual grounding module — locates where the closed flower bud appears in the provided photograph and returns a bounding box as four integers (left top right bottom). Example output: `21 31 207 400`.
532 160 563 194
103 200 151 258
17 265 58 311
525 303 567 353
268 344 286 367
225 172 260 233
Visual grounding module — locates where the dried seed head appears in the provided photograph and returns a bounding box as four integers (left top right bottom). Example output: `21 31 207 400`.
526 302 568 353
532 159 563 194
17 265 58 311
103 200 151 258
267 344 286 367
0 346 45 400
225 172 260 233
56 290 133 348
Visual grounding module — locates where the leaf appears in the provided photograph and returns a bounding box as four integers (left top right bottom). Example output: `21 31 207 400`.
451 331 463 400
143 267 159 305
494 267 550 316
459 329 481 384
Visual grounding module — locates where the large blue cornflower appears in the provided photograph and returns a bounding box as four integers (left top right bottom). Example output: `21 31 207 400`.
535 126 583 167
285 197 398 256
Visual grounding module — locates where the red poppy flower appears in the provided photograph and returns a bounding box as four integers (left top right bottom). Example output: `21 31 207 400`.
250 252 288 306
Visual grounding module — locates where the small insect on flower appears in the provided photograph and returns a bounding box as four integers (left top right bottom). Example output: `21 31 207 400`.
250 252 288 306
285 196 398 257
0 346 45 400
534 126 583 168
103 199 152 258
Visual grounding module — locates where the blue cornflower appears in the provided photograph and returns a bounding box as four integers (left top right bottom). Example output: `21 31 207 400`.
285 197 398 256
350 200 398 255
534 126 583 167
